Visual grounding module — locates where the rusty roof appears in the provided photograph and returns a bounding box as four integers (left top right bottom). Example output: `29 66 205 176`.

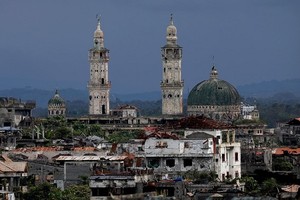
273 147 300 155
146 131 179 140
0 161 27 173
165 116 234 130
13 146 96 153
13 146 63 152
73 147 96 151
55 155 128 161
287 118 300 125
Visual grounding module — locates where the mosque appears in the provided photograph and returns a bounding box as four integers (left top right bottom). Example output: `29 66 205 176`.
49 16 251 124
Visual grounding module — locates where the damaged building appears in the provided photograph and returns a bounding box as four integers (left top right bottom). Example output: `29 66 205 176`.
135 116 241 182
0 97 35 127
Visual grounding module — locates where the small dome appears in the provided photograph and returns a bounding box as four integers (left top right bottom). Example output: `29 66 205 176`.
166 14 177 42
48 90 65 105
94 20 104 38
166 23 177 37
188 67 240 106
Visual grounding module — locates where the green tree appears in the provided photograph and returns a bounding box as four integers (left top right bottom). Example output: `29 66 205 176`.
88 124 104 137
107 130 142 143
260 178 278 196
24 183 62 200
272 157 293 171
24 183 90 200
62 184 90 200
53 126 72 139
241 176 259 193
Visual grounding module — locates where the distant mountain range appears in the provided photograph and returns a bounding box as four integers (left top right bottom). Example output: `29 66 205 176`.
0 79 299 108
237 79 300 98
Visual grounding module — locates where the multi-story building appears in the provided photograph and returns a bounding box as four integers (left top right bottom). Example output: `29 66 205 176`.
136 116 241 182
0 97 35 127
88 18 111 115
161 15 184 116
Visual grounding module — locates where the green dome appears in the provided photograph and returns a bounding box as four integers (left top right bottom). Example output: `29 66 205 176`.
48 90 65 105
187 67 240 106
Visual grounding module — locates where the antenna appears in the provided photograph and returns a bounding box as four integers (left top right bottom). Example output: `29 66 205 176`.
96 14 101 22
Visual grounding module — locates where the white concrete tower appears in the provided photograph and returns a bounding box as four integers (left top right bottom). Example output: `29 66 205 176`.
161 15 184 115
88 18 111 115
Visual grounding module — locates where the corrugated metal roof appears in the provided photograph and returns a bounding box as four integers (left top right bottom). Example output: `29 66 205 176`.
0 161 27 173
55 155 128 161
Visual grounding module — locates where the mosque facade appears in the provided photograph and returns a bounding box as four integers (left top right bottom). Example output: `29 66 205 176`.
48 90 66 117
84 16 242 123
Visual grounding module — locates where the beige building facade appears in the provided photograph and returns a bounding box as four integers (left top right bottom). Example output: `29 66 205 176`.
88 18 111 115
161 15 184 116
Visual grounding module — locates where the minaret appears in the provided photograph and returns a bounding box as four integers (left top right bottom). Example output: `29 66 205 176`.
161 15 184 115
88 17 111 115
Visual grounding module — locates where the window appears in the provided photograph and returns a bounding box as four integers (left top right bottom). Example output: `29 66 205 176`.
166 159 175 167
229 132 234 143
216 136 220 144
222 131 227 143
235 152 239 162
148 159 160 168
226 172 231 179
235 171 239 178
222 154 225 162
183 159 192 167
156 141 168 148
184 142 191 148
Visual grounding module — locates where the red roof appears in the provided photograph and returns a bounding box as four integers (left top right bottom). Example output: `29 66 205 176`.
287 118 300 125
273 147 300 155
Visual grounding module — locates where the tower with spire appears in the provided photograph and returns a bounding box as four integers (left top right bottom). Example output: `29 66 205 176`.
161 15 184 115
88 17 111 115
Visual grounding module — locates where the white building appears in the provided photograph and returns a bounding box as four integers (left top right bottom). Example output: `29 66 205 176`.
241 102 259 120
139 117 241 182
110 105 138 118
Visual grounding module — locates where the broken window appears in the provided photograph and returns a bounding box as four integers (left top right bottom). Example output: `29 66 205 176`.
222 131 227 143
216 136 220 144
148 159 160 168
166 159 175 167
156 141 168 148
184 142 191 148
222 154 225 162
183 159 192 167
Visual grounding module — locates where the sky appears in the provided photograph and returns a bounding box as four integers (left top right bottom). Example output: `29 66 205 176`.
0 0 299 94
